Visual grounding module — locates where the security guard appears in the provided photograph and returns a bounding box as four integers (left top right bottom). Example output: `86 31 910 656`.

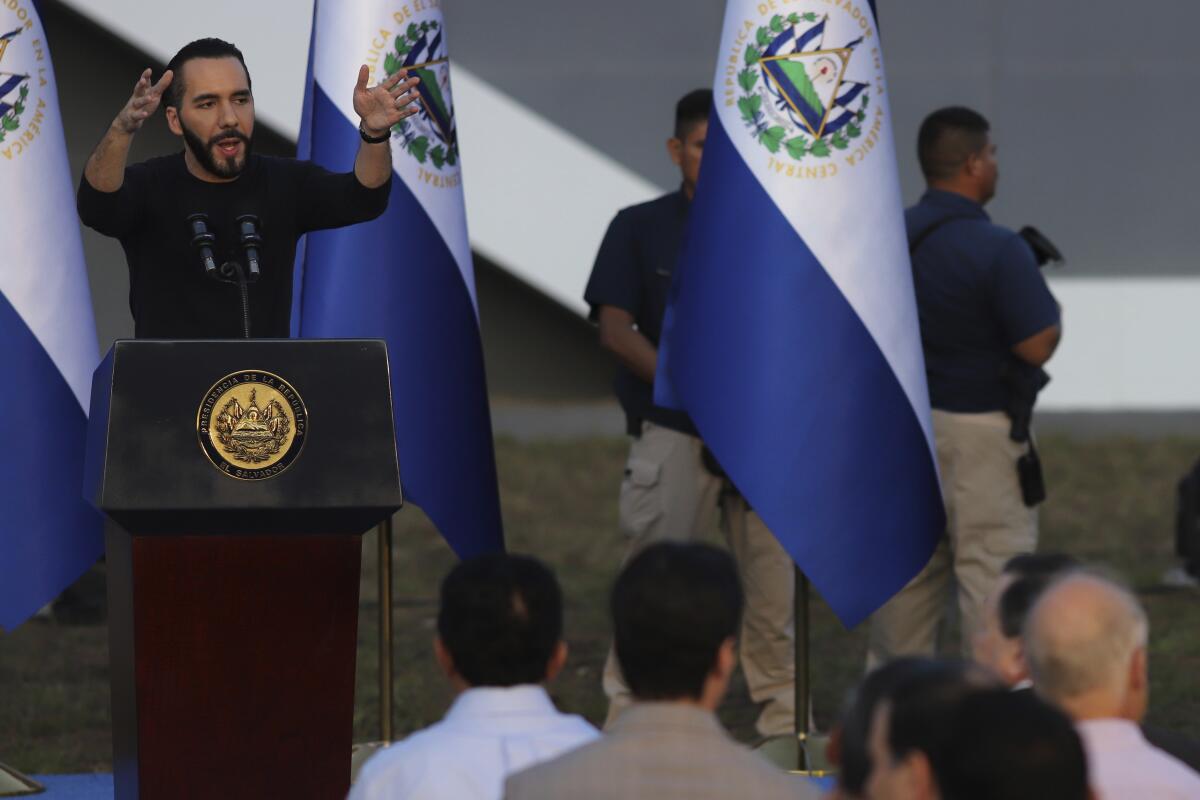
868 107 1062 665
584 89 796 737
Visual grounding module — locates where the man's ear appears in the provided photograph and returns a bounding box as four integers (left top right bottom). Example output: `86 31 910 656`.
433 635 456 680
1130 645 1148 693
165 105 182 137
907 751 939 800
544 640 569 683
714 637 737 682
963 151 982 178
1006 638 1031 686
666 137 683 167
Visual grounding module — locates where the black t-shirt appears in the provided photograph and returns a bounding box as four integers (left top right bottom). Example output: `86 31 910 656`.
77 152 390 338
584 189 696 436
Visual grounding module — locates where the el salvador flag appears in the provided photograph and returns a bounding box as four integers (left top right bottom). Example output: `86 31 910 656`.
656 0 944 626
294 2 504 557
0 6 103 632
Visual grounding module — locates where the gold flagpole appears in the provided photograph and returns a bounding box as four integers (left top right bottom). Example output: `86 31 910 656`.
794 566 811 771
377 516 395 744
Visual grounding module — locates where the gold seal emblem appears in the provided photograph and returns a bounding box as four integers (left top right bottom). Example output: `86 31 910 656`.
197 371 308 480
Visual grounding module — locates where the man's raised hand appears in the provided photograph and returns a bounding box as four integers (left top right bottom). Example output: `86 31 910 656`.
115 68 174 135
353 65 421 140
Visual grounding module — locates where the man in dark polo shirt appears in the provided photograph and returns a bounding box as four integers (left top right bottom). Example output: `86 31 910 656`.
584 89 795 737
868 107 1062 666
77 37 421 338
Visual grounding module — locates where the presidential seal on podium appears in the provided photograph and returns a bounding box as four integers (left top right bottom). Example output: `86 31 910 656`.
197 370 308 480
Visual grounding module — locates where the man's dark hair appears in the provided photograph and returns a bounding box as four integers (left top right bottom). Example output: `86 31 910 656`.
998 553 1079 638
836 657 948 795
917 106 990 182
436 553 563 687
164 38 252 109
885 660 997 773
612 542 742 700
935 689 1088 800
674 89 713 140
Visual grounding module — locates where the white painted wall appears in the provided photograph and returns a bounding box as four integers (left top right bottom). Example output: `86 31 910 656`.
59 0 1200 412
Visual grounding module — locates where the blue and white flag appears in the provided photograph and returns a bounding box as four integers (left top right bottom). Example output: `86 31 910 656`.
0 6 102 632
657 1 943 626
294 2 504 557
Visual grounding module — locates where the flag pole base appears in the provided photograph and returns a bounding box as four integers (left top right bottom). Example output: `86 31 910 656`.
0 763 44 797
753 732 835 778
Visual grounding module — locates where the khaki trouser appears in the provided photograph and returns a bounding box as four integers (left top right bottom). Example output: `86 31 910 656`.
602 422 796 737
867 410 1038 667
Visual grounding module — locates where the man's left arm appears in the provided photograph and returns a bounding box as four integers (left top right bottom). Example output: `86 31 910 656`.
352 65 421 188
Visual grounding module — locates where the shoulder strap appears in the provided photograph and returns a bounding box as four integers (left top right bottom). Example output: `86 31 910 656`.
908 214 976 256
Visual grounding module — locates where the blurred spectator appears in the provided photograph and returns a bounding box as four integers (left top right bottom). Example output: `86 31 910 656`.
505 543 816 800
972 553 1079 687
826 658 945 799
864 659 997 800
1025 572 1200 799
934 688 1089 800
349 554 597 800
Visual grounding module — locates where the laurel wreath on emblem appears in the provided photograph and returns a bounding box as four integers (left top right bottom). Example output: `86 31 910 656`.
739 13 869 160
0 82 28 142
213 392 291 464
382 20 459 171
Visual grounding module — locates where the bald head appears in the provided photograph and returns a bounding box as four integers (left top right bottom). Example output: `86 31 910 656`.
1024 573 1149 721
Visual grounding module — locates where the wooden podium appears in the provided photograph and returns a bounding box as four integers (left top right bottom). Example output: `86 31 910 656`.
84 340 403 800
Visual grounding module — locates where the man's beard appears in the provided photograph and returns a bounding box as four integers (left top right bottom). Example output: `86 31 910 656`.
180 120 253 179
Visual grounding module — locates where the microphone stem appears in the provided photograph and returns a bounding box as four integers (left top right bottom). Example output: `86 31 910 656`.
238 273 251 339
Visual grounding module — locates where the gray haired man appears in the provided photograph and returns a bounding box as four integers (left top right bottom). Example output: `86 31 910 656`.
1024 572 1200 799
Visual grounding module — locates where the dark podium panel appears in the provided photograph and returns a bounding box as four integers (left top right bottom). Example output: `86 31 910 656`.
84 340 403 800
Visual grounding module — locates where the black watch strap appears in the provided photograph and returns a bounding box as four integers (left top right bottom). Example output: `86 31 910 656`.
359 123 391 144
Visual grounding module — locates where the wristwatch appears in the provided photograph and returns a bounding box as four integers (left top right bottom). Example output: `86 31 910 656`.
359 122 391 144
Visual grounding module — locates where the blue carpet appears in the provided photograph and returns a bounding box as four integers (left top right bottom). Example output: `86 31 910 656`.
29 772 831 797
30 775 112 799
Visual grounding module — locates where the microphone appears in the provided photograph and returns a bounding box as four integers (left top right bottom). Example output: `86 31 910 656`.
188 213 218 277
236 214 263 282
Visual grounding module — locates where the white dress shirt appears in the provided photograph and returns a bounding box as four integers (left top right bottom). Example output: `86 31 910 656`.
348 685 599 800
1077 718 1200 800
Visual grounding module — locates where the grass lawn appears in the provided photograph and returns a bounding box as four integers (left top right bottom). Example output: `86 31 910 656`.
2 434 1198 772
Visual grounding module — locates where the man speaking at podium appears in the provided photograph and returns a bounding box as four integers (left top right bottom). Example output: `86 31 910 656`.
77 38 420 338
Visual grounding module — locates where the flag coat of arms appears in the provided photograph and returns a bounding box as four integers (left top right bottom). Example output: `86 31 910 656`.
657 1 944 626
0 7 103 631
294 2 504 557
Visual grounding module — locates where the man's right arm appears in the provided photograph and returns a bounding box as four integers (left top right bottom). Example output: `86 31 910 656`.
83 68 173 192
993 234 1062 368
597 306 658 384
585 210 659 381
1012 321 1061 367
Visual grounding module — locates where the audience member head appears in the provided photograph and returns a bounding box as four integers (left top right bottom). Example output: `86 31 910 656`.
669 89 712 199
611 542 742 709
1024 572 1150 723
935 688 1089 800
830 658 944 798
865 659 998 800
434 553 567 691
973 553 1079 686
917 106 997 204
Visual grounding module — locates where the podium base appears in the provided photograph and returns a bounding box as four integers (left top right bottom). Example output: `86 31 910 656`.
106 526 363 799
